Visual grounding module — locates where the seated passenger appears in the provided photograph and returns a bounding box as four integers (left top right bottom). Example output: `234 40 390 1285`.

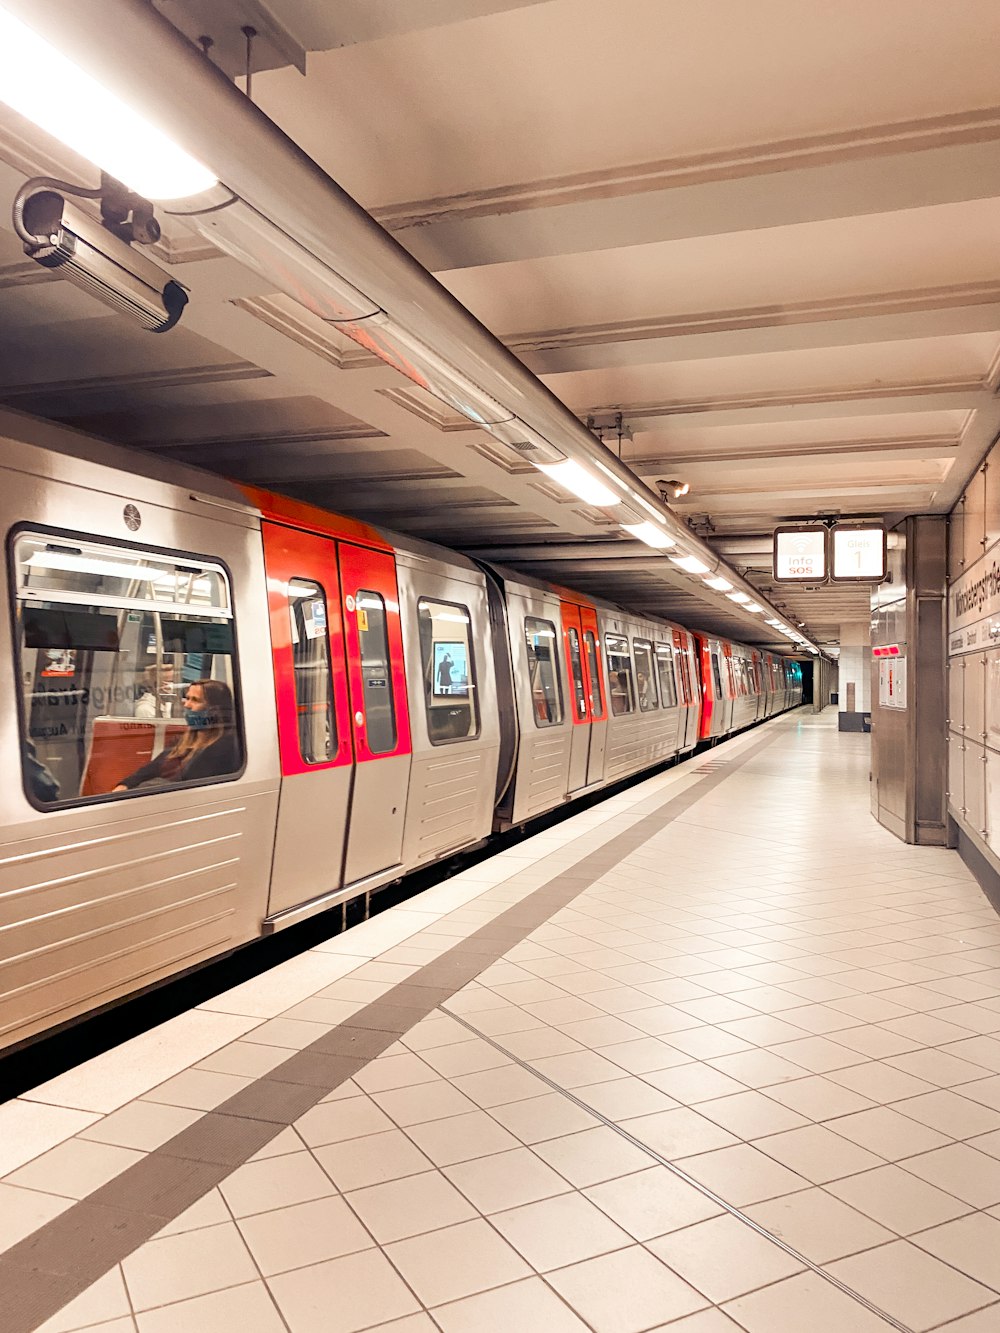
113 679 238 791
135 662 176 718
24 738 60 804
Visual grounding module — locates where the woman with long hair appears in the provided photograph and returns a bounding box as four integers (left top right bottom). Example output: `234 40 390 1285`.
113 679 239 791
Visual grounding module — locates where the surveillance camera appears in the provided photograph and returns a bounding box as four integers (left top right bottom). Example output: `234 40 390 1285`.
18 188 187 333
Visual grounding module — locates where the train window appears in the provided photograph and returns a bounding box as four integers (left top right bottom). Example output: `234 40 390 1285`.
633 638 658 712
524 616 564 727
655 642 678 707
417 598 480 744
288 578 336 764
12 531 243 807
677 647 693 704
567 627 587 720
605 634 635 715
711 650 724 699
584 630 604 717
356 590 397 754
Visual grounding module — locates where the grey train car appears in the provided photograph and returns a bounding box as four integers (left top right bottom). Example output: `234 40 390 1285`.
0 410 802 1051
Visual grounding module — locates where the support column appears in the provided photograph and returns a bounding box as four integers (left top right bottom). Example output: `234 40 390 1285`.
870 516 948 845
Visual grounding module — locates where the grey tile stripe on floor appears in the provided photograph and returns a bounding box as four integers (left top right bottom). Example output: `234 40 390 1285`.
6 720 803 1333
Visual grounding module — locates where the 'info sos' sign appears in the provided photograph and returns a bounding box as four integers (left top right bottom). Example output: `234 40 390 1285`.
773 527 827 581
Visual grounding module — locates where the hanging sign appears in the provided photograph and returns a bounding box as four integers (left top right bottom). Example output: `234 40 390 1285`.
830 525 887 581
773 526 828 581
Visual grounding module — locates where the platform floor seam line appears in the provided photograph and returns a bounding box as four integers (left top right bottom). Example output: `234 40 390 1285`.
440 1002 914 1333
0 718 793 1333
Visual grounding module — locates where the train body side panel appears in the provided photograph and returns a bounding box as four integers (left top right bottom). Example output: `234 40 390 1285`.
506 587 573 823
0 424 279 1051
395 547 500 868
599 609 683 781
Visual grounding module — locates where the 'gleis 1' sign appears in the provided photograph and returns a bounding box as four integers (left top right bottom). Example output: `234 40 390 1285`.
773 527 827 582
831 525 887 582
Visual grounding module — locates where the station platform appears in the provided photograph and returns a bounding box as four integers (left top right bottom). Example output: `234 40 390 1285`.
3 711 1000 1333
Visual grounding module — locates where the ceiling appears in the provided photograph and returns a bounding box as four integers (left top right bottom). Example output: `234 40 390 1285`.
2 0 999 655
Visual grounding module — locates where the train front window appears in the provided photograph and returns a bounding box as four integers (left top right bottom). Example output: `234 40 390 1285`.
524 617 563 727
12 531 242 807
418 598 479 744
655 642 678 707
356 591 397 754
605 634 634 715
633 638 658 712
288 578 336 764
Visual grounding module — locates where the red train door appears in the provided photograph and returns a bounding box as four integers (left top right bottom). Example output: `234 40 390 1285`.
561 602 591 793
262 523 353 920
337 542 412 885
579 604 607 785
561 601 607 792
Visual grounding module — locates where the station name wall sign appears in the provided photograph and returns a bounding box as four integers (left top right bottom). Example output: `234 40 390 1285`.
948 552 1000 656
772 523 887 584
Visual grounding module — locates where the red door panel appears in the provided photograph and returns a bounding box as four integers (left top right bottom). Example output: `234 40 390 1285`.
560 601 589 726
578 605 606 721
262 522 351 777
337 542 411 762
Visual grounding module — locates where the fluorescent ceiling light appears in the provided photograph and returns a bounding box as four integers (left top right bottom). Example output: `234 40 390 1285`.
704 576 733 592
765 618 782 626
670 554 710 575
0 7 217 200
27 551 162 581
622 521 676 550
535 458 621 507
727 591 751 604
745 602 764 613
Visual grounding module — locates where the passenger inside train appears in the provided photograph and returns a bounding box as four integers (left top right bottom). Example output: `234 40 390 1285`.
133 661 176 718
112 679 239 791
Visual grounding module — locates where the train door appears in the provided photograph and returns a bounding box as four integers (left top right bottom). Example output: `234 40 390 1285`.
580 606 607 784
561 601 606 791
338 542 412 884
561 602 590 793
262 522 353 918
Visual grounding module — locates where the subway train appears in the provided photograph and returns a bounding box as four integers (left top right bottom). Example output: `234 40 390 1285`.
0 410 802 1052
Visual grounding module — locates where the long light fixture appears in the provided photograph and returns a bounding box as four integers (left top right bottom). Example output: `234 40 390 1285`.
745 602 764 613
704 576 733 592
0 6 216 200
621 521 676 550
535 458 621 507
670 554 711 575
0 0 826 658
727 591 751 604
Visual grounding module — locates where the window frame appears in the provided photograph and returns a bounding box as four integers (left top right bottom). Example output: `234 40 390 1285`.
356 588 398 755
8 522 246 811
655 641 678 707
416 595 481 746
524 614 565 728
605 632 635 716
287 575 337 766
632 637 659 712
583 629 605 719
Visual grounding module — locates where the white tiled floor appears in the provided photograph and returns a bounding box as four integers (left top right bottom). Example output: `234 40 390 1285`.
7 710 1000 1332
